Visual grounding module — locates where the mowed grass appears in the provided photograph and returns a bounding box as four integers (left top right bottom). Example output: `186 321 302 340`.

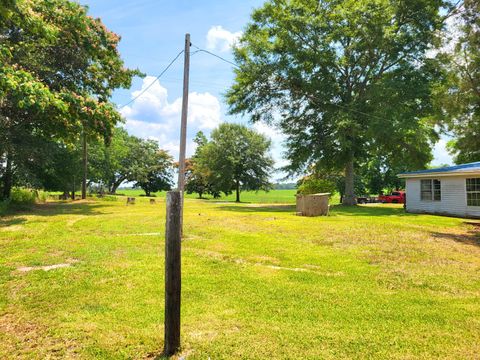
0 192 479 359
118 188 300 204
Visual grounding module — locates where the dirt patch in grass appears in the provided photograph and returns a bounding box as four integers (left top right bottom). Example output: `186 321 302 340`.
190 248 345 276
0 313 79 358
16 259 79 273
66 216 87 227
0 225 24 232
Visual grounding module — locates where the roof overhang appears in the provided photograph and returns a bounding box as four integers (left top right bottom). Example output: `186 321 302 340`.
398 170 480 179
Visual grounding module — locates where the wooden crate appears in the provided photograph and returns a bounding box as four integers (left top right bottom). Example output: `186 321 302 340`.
296 193 330 216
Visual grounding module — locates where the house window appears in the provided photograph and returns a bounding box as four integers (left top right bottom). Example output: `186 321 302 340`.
433 179 441 201
420 179 441 201
466 178 480 206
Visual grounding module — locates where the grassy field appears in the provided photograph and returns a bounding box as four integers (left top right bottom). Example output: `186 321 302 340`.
117 188 300 204
0 192 479 359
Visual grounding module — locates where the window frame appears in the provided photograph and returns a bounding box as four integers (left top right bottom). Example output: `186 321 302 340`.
466 178 480 207
420 179 441 202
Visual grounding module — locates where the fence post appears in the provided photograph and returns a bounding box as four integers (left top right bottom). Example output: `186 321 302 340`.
164 190 181 356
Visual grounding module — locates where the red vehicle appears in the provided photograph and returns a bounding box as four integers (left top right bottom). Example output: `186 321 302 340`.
379 191 405 204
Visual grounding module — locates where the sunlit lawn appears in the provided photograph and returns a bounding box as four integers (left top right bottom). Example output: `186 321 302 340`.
0 192 479 359
118 188 300 204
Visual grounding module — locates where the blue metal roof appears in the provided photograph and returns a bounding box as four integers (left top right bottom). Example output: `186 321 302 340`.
399 161 480 176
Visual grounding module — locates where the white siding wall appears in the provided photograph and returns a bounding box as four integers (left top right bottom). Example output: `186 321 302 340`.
406 176 480 218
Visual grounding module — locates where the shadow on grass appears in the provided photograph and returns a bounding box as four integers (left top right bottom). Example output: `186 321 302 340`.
217 204 296 213
1 201 110 219
431 228 480 247
0 217 27 227
330 204 415 217
216 203 415 217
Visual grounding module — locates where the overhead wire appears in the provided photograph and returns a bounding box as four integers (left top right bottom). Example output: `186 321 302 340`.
117 49 184 109
191 44 240 68
118 44 408 125
190 44 395 122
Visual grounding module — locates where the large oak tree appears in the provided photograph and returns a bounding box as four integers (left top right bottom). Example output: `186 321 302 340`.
227 0 449 204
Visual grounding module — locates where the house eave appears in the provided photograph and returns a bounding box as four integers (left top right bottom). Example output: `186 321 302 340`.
398 170 480 179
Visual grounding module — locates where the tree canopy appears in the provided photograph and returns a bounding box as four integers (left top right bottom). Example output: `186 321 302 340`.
227 0 450 204
197 124 274 202
0 0 141 199
88 127 173 195
437 0 480 163
185 131 221 199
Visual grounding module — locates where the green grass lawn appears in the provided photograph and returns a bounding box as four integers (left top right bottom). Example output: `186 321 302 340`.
117 188 300 204
0 195 479 359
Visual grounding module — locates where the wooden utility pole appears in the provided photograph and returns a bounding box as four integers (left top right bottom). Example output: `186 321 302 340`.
81 129 87 199
177 33 190 192
164 190 182 356
163 33 190 357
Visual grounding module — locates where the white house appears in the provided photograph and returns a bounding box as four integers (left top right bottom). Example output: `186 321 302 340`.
398 162 480 218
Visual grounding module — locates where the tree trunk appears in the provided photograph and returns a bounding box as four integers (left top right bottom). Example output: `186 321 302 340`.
110 180 123 195
71 175 76 200
235 180 240 203
2 153 12 200
343 156 356 206
110 184 119 194
82 130 87 199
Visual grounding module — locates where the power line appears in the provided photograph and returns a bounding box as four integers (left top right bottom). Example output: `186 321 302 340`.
117 49 184 109
119 45 406 125
190 44 390 122
189 44 394 122
191 44 240 68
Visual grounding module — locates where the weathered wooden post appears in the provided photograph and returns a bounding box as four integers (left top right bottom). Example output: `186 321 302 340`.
164 190 181 356
164 32 190 358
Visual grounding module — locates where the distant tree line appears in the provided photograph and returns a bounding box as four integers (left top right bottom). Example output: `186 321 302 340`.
0 125 173 198
274 183 296 190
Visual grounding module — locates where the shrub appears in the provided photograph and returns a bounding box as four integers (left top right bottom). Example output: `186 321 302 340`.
10 188 37 205
0 199 10 215
0 187 46 215
6 188 48 211
297 177 336 196
37 191 48 203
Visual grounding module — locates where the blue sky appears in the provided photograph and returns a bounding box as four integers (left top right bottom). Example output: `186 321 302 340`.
80 0 452 178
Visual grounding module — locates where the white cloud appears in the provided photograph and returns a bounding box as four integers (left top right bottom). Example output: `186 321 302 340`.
168 92 222 130
120 76 222 160
120 78 298 182
206 25 242 52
